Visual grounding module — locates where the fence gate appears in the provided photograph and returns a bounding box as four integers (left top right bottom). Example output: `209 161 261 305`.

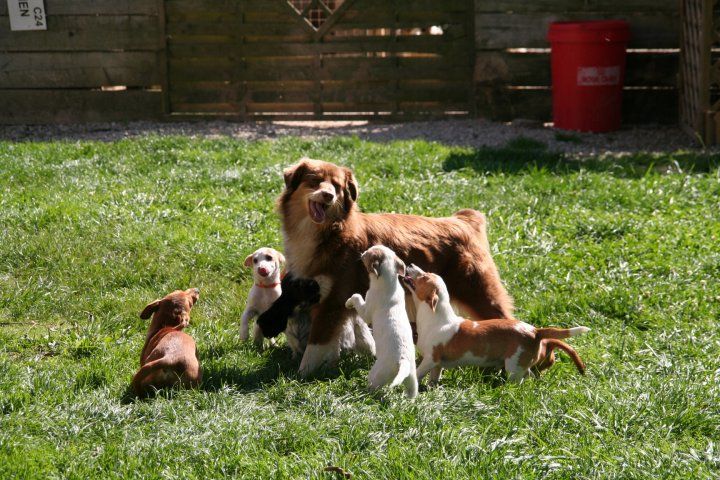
165 0 475 119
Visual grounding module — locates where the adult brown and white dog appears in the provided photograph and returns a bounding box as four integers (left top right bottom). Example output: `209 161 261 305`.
279 158 514 376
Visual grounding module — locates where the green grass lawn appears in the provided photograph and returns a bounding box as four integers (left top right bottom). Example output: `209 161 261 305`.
1 135 718 479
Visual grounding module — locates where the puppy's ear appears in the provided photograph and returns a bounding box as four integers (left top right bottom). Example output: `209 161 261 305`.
283 160 308 191
244 254 254 267
429 293 438 312
394 257 406 276
140 300 161 319
361 250 380 277
276 251 286 265
187 287 200 303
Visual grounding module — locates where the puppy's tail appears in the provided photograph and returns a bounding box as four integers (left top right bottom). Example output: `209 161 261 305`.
542 339 586 374
536 326 590 340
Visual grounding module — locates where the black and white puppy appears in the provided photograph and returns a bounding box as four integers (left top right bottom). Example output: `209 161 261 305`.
257 273 320 358
257 274 376 360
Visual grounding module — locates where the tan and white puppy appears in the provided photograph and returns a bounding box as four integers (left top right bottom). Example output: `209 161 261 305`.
403 265 589 384
346 246 418 398
132 288 202 397
241 247 285 347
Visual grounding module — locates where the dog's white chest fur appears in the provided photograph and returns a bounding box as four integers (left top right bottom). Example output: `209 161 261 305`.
247 285 281 313
282 220 317 276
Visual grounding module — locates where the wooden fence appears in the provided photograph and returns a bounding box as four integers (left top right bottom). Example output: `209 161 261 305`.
0 0 683 124
0 1 164 123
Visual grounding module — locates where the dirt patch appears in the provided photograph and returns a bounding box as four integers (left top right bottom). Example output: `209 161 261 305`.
0 118 703 154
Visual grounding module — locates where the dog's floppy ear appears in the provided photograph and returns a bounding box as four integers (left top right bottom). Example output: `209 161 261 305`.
276 251 286 265
244 254 254 267
429 293 438 312
283 160 309 192
343 167 359 204
361 250 381 277
140 299 161 319
186 287 200 304
394 256 406 276
370 260 380 277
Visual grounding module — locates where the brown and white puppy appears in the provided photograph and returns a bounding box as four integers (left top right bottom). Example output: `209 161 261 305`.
278 157 514 376
132 288 202 396
403 265 588 384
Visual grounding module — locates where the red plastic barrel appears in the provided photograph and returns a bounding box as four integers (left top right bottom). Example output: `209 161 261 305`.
548 20 630 132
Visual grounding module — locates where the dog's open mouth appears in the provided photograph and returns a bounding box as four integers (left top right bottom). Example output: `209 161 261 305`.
308 200 327 223
401 275 416 290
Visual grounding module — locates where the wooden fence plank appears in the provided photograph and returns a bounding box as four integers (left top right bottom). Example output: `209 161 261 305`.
474 51 679 87
474 0 677 14
167 21 309 37
241 85 469 104
168 58 235 82
475 13 679 49
0 90 162 124
0 16 160 51
475 87 678 123
0 52 160 88
0 0 157 15
238 38 470 56
165 0 287 15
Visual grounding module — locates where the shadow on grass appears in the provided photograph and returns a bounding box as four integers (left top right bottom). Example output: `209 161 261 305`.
200 346 299 393
120 347 299 403
442 137 720 177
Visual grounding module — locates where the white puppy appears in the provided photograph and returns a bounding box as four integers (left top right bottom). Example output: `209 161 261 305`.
345 245 417 398
241 247 285 347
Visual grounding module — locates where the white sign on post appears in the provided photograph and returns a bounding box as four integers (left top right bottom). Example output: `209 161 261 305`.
7 0 47 31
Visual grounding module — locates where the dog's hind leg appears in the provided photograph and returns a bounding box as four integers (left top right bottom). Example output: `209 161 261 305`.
428 366 442 386
252 323 265 349
368 363 398 393
351 315 376 357
132 358 174 397
402 368 418 399
416 357 436 383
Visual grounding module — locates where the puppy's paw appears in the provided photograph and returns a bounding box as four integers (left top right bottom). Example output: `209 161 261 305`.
345 294 362 310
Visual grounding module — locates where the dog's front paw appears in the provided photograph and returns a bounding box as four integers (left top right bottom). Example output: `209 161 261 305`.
345 294 362 310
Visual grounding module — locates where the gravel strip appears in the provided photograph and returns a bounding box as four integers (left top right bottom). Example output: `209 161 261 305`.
0 119 705 154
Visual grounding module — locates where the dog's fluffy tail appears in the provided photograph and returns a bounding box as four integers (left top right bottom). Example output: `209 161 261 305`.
542 339 586 374
536 326 590 340
453 209 486 232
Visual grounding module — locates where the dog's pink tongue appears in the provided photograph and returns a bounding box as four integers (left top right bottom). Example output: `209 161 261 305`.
310 201 326 223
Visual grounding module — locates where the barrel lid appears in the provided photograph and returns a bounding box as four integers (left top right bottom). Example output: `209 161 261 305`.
548 20 631 43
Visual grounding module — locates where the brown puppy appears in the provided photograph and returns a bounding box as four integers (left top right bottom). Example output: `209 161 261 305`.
278 157 514 376
132 288 202 396
403 264 588 384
